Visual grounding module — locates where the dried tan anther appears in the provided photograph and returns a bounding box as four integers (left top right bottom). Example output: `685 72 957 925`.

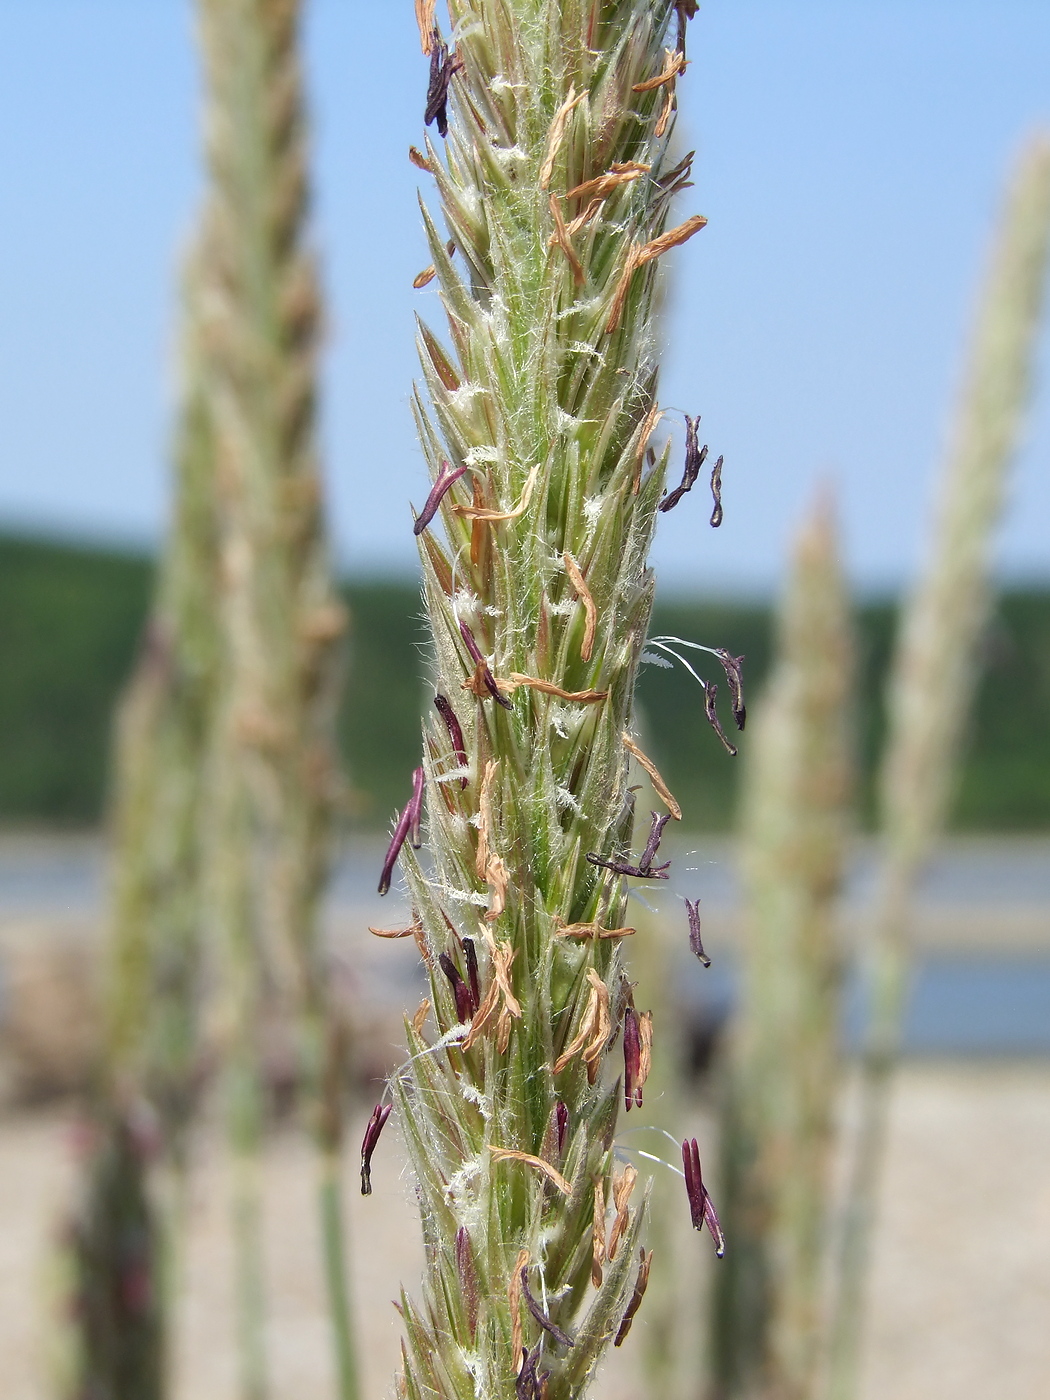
408 144 434 172
607 1164 638 1261
623 732 682 820
475 759 498 880
462 660 494 700
508 1247 530 1371
562 197 605 237
413 239 456 289
614 1248 653 1347
562 552 597 661
539 87 586 191
489 1148 572 1197
655 83 676 139
414 0 436 54
552 917 635 940
636 1011 653 1095
549 193 585 285
606 216 708 334
592 1179 607 1287
453 459 540 521
369 919 423 939
633 48 687 93
554 969 611 1082
484 853 509 925
631 402 663 493
463 941 521 1050
410 998 431 1036
499 674 609 704
566 162 650 203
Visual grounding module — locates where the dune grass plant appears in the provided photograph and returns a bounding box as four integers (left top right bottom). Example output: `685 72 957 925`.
365 4 734 1397
710 499 855 1400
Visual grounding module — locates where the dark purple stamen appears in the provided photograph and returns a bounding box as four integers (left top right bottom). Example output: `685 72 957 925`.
515 1348 549 1400
586 809 672 880
520 1268 575 1349
462 938 481 1015
639 810 671 871
424 29 462 139
714 649 746 730
378 767 425 895
456 1227 480 1338
659 414 708 513
434 693 469 787
555 1101 569 1158
682 1137 725 1257
586 852 671 880
413 461 468 536
703 681 737 757
360 1102 392 1195
623 1006 642 1111
459 619 514 709
685 898 711 967
709 453 724 527
439 952 475 1025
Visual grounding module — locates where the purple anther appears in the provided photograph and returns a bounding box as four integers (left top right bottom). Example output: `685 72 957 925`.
378 781 417 896
407 765 425 848
682 1137 725 1257
424 29 463 139
702 680 737 757
555 1101 569 1158
709 453 724 528
714 649 746 731
459 619 513 709
685 898 711 968
520 1267 575 1349
360 1102 392 1195
413 461 468 536
586 852 671 881
623 1006 642 1111
455 1227 480 1338
434 693 469 787
659 414 708 513
515 1348 549 1400
462 938 481 1015
638 810 671 873
439 952 475 1025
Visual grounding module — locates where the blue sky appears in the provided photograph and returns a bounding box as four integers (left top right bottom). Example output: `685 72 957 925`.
1 2 1048 593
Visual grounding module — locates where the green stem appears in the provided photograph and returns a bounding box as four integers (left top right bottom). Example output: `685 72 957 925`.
318 1148 360 1400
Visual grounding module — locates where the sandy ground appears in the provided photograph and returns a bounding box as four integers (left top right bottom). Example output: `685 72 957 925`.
1 1063 1048 1400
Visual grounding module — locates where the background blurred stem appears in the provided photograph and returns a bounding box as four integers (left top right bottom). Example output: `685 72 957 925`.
824 132 1050 1400
197 0 354 1396
711 498 854 1400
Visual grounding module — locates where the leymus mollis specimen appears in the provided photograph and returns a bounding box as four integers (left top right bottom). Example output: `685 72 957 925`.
198 2 355 1397
711 499 854 1400
825 134 1050 1400
63 241 221 1400
371 4 727 1397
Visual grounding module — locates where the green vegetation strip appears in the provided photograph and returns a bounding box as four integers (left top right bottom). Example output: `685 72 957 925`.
0 533 1047 830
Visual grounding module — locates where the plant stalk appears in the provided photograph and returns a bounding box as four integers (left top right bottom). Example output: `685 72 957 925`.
824 133 1050 1400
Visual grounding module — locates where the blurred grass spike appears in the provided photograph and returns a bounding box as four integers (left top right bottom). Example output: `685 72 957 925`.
711 494 855 1400
825 131 1050 1400
196 0 356 1396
